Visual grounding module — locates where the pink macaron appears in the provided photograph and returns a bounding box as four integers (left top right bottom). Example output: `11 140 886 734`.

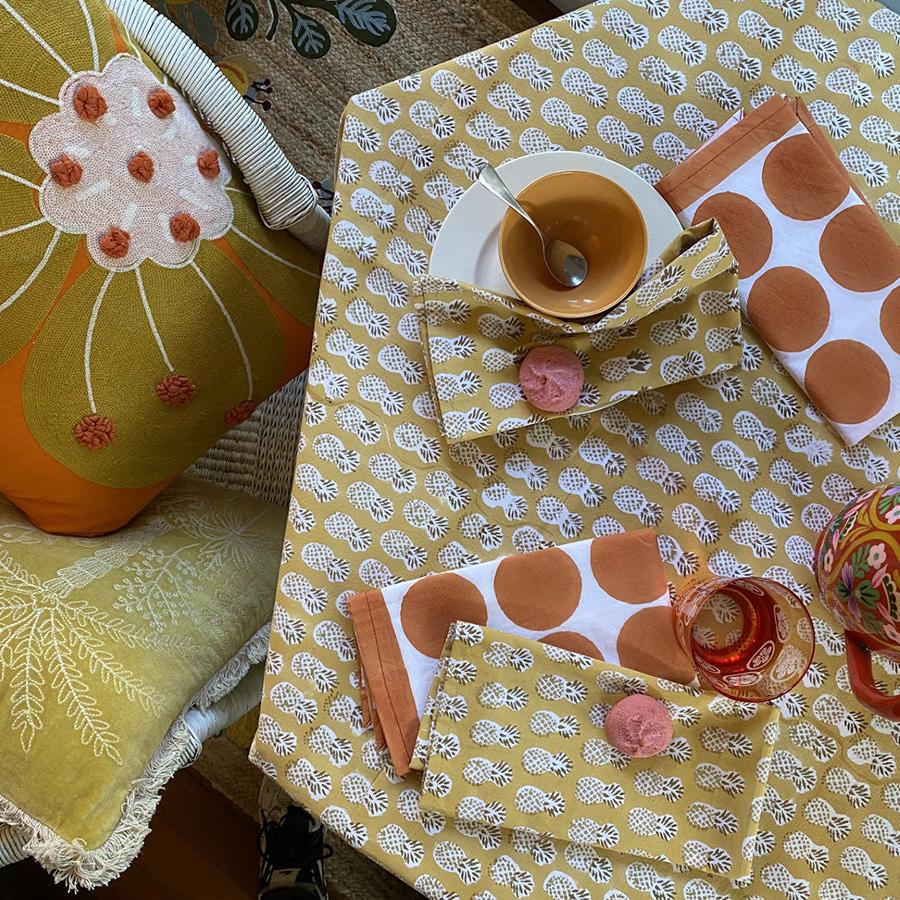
604 694 673 758
519 345 584 413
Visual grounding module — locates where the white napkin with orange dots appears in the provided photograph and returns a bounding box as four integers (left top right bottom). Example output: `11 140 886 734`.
347 529 694 774
657 95 900 446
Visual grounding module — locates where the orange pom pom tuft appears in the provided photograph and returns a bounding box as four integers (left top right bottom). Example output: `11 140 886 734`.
148 88 175 119
128 150 155 183
74 414 116 449
197 149 221 179
50 154 83 187
156 374 197 407
170 213 201 242
74 84 107 121
99 226 130 259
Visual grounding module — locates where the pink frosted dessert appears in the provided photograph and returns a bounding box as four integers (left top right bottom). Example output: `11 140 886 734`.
519 345 584 413
604 694 673 758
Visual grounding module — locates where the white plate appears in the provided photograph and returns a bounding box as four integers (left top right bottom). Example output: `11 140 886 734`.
429 151 682 296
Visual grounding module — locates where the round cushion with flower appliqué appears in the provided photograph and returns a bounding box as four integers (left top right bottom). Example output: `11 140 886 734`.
0 1 320 534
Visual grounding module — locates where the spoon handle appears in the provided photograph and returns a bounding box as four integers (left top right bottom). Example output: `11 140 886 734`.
477 164 544 246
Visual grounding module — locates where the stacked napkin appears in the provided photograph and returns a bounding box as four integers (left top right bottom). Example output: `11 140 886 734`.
657 96 900 446
412 623 780 883
348 529 694 774
416 219 742 444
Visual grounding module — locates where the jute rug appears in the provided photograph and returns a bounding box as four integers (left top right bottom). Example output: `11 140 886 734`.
159 0 546 181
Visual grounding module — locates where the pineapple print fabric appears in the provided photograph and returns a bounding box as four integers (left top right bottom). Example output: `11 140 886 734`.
255 1 900 897
348 528 694 774
417 220 743 444
657 96 900 447
411 623 781 883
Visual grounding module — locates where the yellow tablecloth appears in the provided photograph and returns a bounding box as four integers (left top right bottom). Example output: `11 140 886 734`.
254 1 900 896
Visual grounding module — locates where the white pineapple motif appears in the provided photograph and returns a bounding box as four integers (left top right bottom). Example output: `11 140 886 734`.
687 801 740 835
694 761 746 796
634 770 684 801
377 823 424 868
659 24 707 65
532 24 575 61
523 746 573 777
471 718 520 748
635 454 685 495
541 96 589 138
771 750 817 792
530 709 580 738
291 652 338 693
783 831 830 873
839 845 888 889
860 813 900 857
511 827 557 865
825 767 871 808
543 871 591 900
286 758 332 802
433 840 482 885
463 757 513 787
510 52 554 91
256 712 298 757
516 784 566 817
576 776 626 808
490 855 535 898
695 70 742 109
488 82 532 121
627 806 678 840
483 639 534 670
805 797 852 841
701 726 754 757
346 481 394 524
455 795 506 826
716 40 762 79
479 682 528 710
562 67 608 108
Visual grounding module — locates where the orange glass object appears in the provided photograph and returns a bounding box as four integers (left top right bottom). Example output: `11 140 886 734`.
673 577 815 703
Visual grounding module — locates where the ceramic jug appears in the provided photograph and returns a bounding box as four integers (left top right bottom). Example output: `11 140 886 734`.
815 483 900 719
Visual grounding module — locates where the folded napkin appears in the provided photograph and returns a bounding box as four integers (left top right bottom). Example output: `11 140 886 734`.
657 96 900 446
348 529 694 774
412 622 780 883
417 219 741 443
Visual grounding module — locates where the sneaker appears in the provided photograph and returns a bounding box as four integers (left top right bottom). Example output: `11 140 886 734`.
258 778 331 899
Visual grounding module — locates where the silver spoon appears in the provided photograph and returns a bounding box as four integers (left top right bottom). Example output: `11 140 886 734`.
478 163 589 289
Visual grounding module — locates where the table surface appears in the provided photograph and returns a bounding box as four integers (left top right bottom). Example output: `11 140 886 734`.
253 1 900 896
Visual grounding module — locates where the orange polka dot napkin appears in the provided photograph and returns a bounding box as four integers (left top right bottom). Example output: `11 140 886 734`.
348 529 694 775
656 96 900 447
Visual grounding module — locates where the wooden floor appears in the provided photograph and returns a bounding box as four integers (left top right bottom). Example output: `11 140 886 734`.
0 769 260 900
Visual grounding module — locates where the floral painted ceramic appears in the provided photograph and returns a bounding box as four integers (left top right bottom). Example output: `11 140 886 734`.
815 483 900 719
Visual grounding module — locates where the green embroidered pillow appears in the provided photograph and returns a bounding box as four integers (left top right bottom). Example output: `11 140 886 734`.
0 475 282 886
0 0 320 535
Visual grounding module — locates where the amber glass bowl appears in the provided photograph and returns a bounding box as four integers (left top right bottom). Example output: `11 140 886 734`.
498 170 647 319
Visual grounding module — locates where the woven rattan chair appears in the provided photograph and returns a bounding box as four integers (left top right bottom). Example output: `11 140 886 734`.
0 0 324 872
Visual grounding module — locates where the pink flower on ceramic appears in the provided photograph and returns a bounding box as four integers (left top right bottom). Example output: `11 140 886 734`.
29 54 232 272
886 505 900 525
872 566 888 590
868 543 887 568
823 548 834 574
885 623 900 643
